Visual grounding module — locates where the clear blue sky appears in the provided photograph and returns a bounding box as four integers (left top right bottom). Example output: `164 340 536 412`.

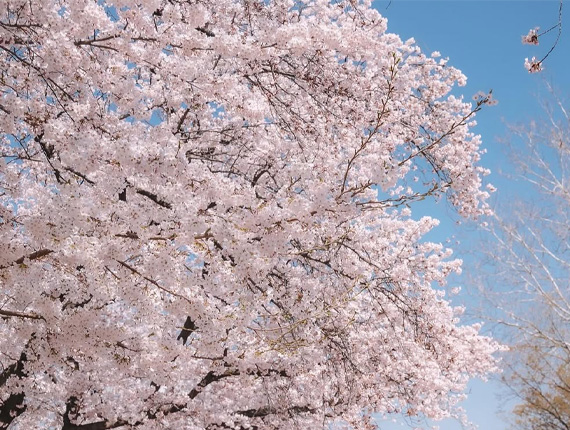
371 1 570 429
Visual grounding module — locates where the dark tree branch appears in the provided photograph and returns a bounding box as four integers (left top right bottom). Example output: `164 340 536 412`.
189 368 240 399
136 189 172 209
0 249 54 270
196 26 215 37
0 352 28 429
237 404 315 418
177 316 197 345
0 393 26 430
64 167 95 185
0 309 44 320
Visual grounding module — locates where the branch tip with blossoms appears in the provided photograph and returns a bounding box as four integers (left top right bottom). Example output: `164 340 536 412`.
522 0 563 73
472 90 498 106
522 27 540 45
524 57 543 74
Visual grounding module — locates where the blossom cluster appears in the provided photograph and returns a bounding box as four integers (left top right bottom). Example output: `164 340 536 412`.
524 57 543 73
522 27 540 45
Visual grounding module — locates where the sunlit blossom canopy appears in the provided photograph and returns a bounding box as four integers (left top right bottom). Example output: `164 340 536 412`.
0 1 499 429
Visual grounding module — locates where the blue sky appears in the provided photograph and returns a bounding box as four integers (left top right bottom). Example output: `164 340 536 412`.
370 1 570 429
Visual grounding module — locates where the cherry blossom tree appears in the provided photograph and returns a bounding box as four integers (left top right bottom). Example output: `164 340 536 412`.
0 1 500 429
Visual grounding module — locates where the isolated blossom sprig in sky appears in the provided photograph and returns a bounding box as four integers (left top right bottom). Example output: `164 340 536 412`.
521 0 563 73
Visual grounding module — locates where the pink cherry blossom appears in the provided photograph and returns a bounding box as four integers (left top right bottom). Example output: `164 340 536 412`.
525 57 543 73
522 27 540 45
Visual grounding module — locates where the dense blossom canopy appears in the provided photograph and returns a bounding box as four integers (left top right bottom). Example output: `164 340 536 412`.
0 1 499 429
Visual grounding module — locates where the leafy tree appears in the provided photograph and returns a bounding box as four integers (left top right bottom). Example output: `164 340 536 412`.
0 1 500 429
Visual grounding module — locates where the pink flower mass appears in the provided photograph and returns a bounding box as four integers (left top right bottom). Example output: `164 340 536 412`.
0 1 500 429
